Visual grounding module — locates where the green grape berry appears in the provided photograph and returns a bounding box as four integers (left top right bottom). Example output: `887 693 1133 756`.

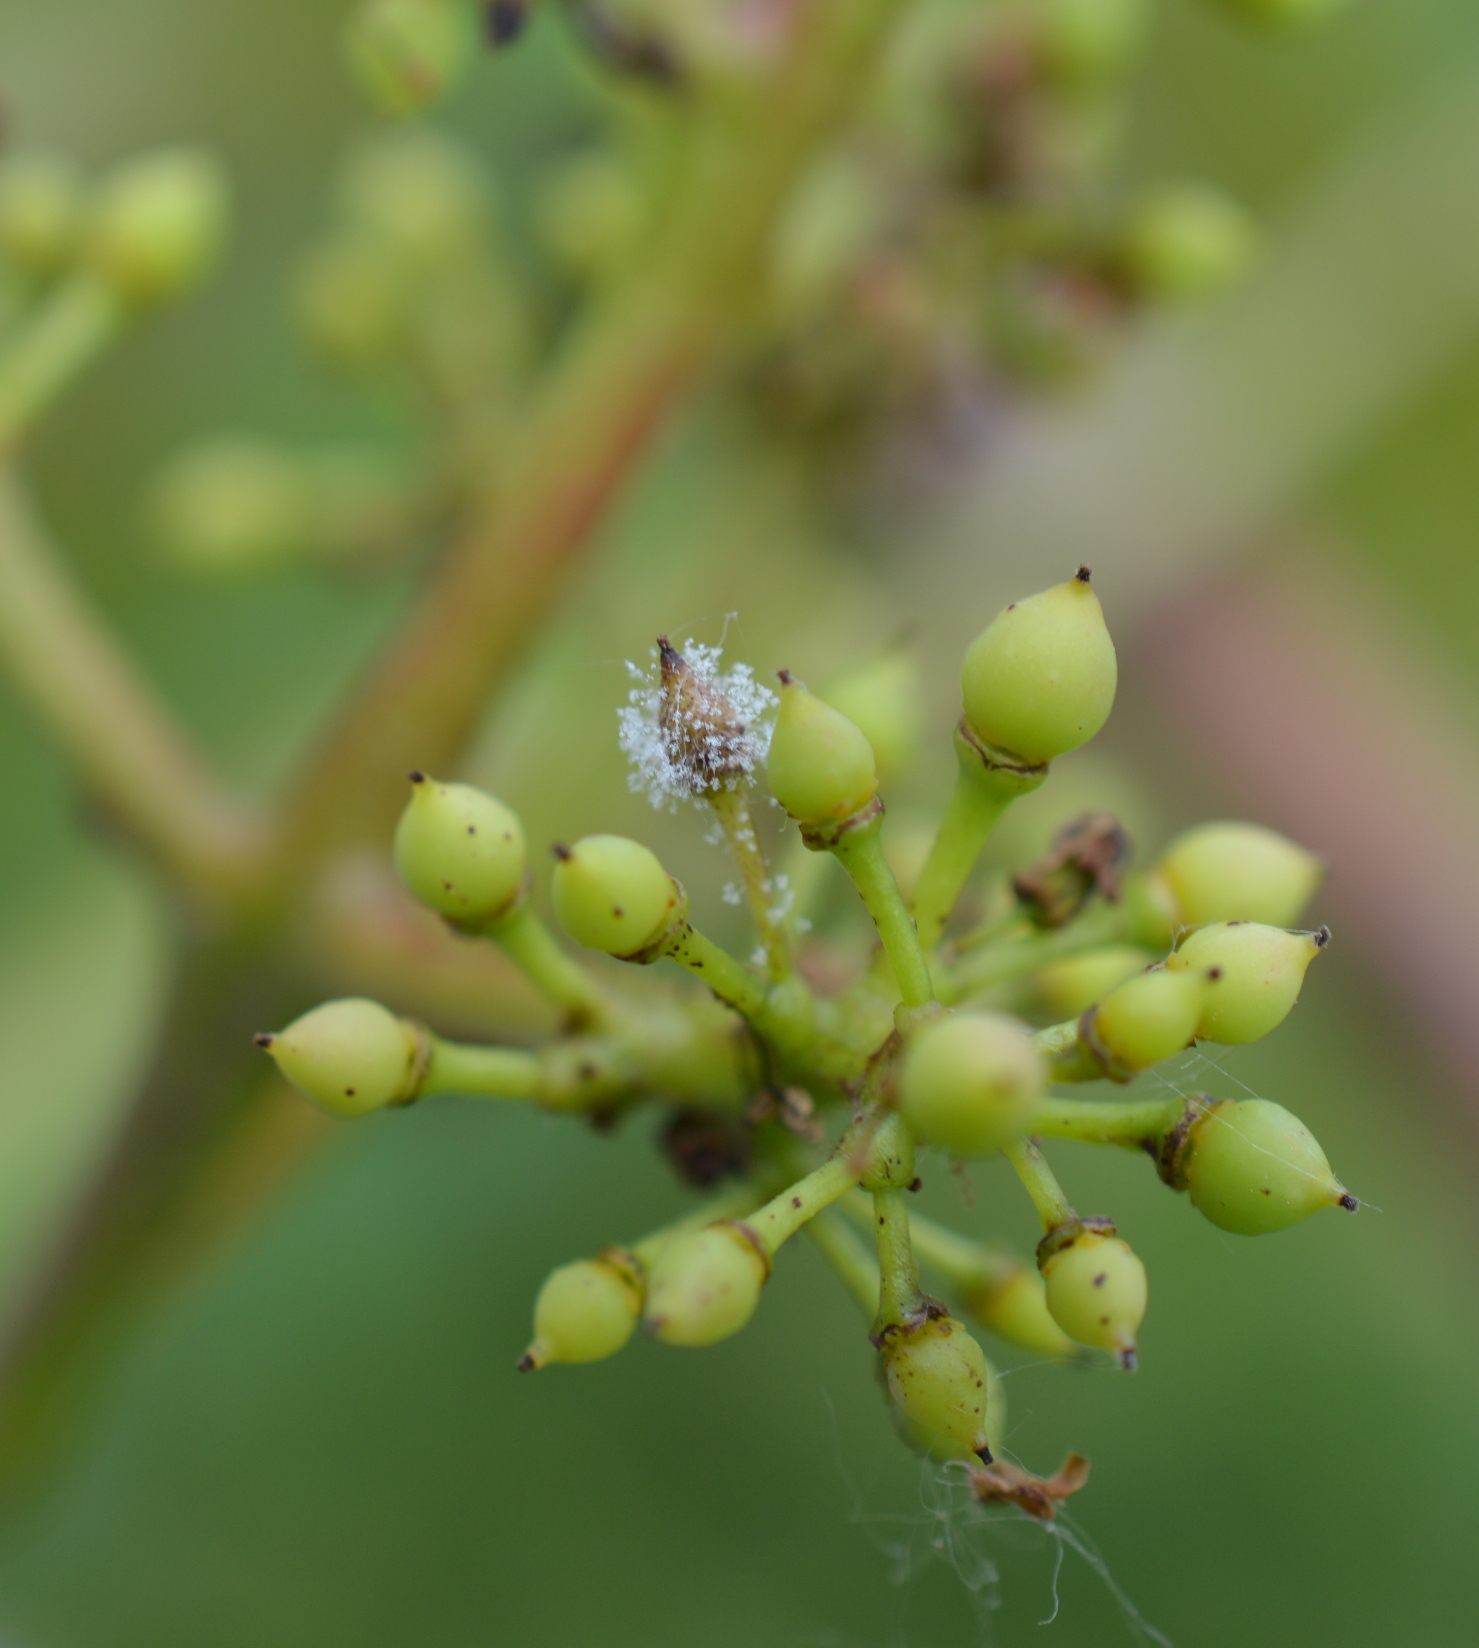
642 1223 768 1348
551 834 683 959
344 0 475 118
821 646 924 786
960 1262 1078 1359
1154 820 1324 929
1034 945 1153 1018
1041 1229 1147 1367
1166 921 1328 1044
340 131 489 269
255 998 419 1117
1115 183 1257 304
1178 1099 1353 1235
767 673 880 826
898 1010 1045 1155
394 772 527 929
1090 964 1218 1072
0 152 84 276
84 148 228 307
882 1315 999 1462
960 569 1117 764
520 1252 644 1369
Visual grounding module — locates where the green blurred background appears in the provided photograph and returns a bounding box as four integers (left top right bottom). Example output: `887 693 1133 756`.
3 0 1479 1643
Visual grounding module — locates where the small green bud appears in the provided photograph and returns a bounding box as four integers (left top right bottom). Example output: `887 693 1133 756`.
255 998 418 1117
767 672 880 826
520 1252 643 1368
1166 920 1328 1044
959 1263 1078 1359
898 1011 1045 1156
344 0 475 118
0 153 84 276
1090 965 1217 1072
394 772 527 928
551 834 682 958
960 569 1117 764
1041 1229 1146 1367
1034 946 1151 1018
150 437 314 574
821 646 925 786
642 1223 768 1347
84 148 228 307
1115 183 1257 304
883 1316 999 1462
1155 821 1324 930
1178 1099 1353 1235
340 131 490 269
1039 0 1148 88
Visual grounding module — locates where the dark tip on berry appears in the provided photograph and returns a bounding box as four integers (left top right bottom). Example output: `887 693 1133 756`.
551 842 572 861
1075 565 1092 583
252 1032 275 1048
1339 1192 1359 1213
1117 1347 1138 1372
908 1176 923 1193
974 1445 994 1465
1314 924 1332 949
776 668 794 686
485 0 527 46
515 1351 537 1372
408 769 426 784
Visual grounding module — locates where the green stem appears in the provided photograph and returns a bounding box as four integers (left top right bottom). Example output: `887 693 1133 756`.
709 783 790 982
940 903 1131 1004
745 1148 866 1257
1032 1094 1185 1150
1004 1137 1076 1233
841 1191 1016 1294
870 1186 927 1334
662 922 771 1020
0 275 123 452
485 901 614 1031
912 723 1047 948
421 1039 541 1100
805 1211 880 1315
826 813 935 1010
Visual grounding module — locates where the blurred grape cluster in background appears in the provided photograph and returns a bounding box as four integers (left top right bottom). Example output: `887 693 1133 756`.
3 0 1479 1644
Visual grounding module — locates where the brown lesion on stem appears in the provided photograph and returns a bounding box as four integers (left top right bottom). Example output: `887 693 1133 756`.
970 1452 1091 1521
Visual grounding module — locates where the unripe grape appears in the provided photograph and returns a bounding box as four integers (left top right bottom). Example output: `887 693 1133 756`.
1034 946 1150 1018
520 1253 643 1368
256 998 418 1117
1166 920 1327 1044
1041 1230 1147 1367
344 0 474 118
84 149 228 307
394 772 527 928
642 1224 768 1347
960 569 1117 764
150 437 313 574
1155 821 1323 930
341 131 489 269
960 1264 1078 1359
550 835 682 958
1090 965 1217 1072
821 648 924 786
883 1316 998 1462
1116 183 1256 304
0 153 84 276
767 673 879 825
898 1011 1045 1155
1180 1099 1352 1235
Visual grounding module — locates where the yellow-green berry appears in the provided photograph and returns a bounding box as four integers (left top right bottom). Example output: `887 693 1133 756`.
537 149 642 280
0 152 84 276
344 0 474 118
255 998 418 1118
1155 821 1324 930
960 1263 1078 1359
1041 1230 1146 1367
520 1253 643 1368
960 569 1117 764
550 834 682 959
1179 1099 1352 1235
1090 965 1217 1072
394 772 527 928
296 235 408 369
84 148 228 307
642 1224 768 1348
150 437 314 574
898 1010 1045 1156
883 1316 999 1462
1115 183 1256 304
767 672 879 826
340 131 489 268
821 646 924 786
1166 920 1327 1044
1034 946 1152 1018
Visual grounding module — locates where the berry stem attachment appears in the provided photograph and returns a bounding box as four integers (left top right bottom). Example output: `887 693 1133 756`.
1033 1095 1187 1149
870 1186 928 1335
483 901 615 1031
912 721 1048 949
1004 1137 1076 1232
938 903 1132 1004
708 781 791 982
0 275 124 453
423 1037 542 1100
814 809 936 1011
